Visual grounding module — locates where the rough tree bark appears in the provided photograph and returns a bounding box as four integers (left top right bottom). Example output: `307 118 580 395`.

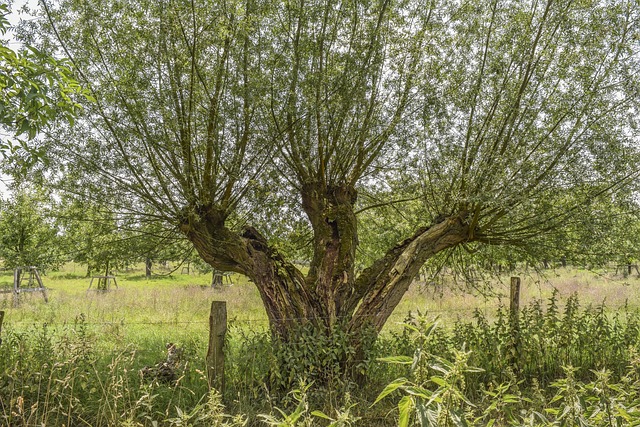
179 183 471 346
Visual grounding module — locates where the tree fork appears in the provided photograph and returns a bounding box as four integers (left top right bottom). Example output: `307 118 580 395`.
181 201 470 346
348 214 470 334
181 208 323 339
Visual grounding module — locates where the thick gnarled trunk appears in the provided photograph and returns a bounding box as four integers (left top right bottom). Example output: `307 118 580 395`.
301 183 359 329
179 197 470 344
179 204 322 339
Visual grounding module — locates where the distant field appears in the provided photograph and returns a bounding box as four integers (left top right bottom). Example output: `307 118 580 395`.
2 262 638 376
2 263 639 335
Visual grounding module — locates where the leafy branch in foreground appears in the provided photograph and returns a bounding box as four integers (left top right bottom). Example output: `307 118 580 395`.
0 3 90 166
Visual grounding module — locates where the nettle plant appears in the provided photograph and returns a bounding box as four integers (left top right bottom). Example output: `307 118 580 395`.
374 319 482 427
375 305 640 427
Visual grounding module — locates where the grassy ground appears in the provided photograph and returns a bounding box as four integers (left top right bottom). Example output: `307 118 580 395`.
2 262 638 382
395 266 640 325
0 263 267 326
2 263 639 333
2 263 640 426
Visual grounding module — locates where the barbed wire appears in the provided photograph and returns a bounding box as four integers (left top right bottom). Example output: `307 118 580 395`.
0 305 487 326
4 320 211 326
2 301 637 328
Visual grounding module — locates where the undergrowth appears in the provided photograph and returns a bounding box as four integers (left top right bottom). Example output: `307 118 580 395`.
2 291 640 425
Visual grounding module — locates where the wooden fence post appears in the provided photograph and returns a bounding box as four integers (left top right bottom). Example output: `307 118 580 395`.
206 301 227 393
509 277 521 368
510 276 521 318
0 310 4 345
13 267 20 306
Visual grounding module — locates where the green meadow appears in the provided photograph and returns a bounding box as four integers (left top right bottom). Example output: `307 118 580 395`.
4 264 640 426
4 263 639 329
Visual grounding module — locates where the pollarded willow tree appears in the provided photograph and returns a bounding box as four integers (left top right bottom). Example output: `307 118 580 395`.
35 0 640 344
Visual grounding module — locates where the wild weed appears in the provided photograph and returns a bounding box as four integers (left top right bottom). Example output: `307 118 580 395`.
374 318 482 426
260 381 360 427
166 390 246 427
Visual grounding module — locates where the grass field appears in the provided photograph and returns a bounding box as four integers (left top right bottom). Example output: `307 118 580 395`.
3 263 640 426
3 263 639 329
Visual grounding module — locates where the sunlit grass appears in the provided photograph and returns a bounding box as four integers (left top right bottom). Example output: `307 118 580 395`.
1 263 267 325
3 263 639 340
391 266 640 331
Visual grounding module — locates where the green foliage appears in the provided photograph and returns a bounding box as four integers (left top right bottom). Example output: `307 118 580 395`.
454 291 640 388
0 315 209 426
260 382 360 427
6 280 640 425
0 3 89 164
260 382 314 427
374 319 482 427
269 323 359 393
378 309 640 426
18 0 640 366
31 0 640 274
56 198 189 277
57 200 130 276
165 390 246 427
0 186 63 269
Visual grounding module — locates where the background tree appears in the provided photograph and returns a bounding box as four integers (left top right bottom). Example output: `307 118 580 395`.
58 196 191 278
58 199 134 278
0 185 63 270
35 0 640 359
125 217 193 278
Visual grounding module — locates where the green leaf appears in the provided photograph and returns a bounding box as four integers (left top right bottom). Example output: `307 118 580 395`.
377 355 414 365
430 376 448 387
403 385 432 399
398 395 414 427
416 400 438 427
449 409 470 427
310 410 332 420
372 378 409 407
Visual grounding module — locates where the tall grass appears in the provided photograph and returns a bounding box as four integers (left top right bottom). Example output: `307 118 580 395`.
0 315 211 426
4 291 640 425
3 265 640 425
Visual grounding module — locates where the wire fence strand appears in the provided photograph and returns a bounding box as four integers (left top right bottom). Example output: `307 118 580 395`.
2 301 636 328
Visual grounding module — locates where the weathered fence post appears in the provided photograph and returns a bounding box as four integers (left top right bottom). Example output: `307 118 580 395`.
206 301 227 393
13 267 20 306
510 276 520 318
509 277 521 368
0 310 4 345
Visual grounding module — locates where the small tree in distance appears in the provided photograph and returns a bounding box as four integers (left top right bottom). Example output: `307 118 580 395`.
0 186 63 270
